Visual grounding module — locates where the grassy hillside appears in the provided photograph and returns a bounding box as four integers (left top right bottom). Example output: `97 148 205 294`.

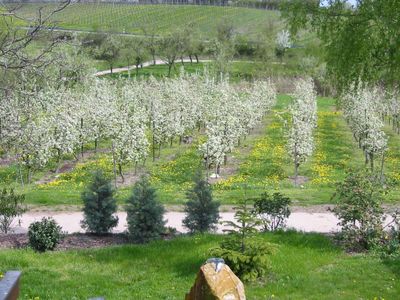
10 3 280 38
1 232 399 299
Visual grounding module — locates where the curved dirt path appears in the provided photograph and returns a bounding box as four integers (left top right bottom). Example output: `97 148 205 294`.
95 59 212 76
94 58 259 77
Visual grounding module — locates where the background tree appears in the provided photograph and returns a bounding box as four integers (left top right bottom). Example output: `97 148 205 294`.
281 0 400 90
126 176 166 243
159 31 183 76
94 35 121 74
183 171 220 233
275 29 291 63
208 21 235 77
141 25 158 65
81 171 118 234
131 38 148 76
0 1 71 92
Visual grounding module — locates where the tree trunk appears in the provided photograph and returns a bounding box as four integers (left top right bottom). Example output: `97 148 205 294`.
118 164 124 183
18 162 24 187
168 64 172 76
370 153 374 171
112 142 117 189
380 153 385 182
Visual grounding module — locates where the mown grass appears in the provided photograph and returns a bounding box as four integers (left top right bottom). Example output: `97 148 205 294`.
0 232 399 299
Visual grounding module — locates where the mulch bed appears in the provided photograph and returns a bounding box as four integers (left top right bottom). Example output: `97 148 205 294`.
0 233 130 251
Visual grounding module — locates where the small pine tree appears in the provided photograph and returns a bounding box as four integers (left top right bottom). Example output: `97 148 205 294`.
81 170 118 234
126 176 165 243
183 171 220 233
210 186 275 282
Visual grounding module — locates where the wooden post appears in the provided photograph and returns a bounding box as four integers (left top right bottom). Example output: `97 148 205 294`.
0 271 21 300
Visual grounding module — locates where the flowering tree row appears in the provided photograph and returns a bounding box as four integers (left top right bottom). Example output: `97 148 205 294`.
287 78 317 183
342 85 388 171
0 73 277 184
200 79 277 175
375 91 400 135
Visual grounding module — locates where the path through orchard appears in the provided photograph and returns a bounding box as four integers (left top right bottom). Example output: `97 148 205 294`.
8 210 342 234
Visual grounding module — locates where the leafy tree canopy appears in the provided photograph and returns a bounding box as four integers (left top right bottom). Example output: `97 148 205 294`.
281 0 400 90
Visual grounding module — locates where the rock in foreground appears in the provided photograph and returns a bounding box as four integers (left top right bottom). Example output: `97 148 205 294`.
185 259 246 300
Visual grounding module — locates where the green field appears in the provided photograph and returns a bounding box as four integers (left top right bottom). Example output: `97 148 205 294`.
1 94 399 207
1 232 399 299
11 3 280 38
0 232 400 300
105 60 306 81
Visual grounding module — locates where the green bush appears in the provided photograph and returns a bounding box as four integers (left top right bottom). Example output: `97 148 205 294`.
332 170 387 251
210 236 274 282
81 171 118 234
183 171 220 234
0 188 26 234
28 217 63 252
374 210 400 258
253 192 291 231
126 176 166 243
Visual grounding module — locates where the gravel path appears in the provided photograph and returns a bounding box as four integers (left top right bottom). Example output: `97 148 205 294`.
8 211 342 234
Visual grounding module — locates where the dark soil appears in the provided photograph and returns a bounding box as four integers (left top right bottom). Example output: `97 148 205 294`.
0 233 130 250
0 232 179 250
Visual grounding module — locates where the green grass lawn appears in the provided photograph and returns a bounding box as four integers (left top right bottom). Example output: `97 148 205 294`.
0 232 399 299
10 3 280 39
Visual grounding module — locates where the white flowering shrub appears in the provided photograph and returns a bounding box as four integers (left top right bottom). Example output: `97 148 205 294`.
287 78 317 183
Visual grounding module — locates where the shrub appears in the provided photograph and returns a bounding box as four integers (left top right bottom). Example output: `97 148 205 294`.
0 188 26 234
210 194 275 281
210 236 274 282
332 170 387 251
183 171 220 234
28 217 63 252
253 192 291 231
81 171 118 234
126 176 166 243
374 210 400 258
